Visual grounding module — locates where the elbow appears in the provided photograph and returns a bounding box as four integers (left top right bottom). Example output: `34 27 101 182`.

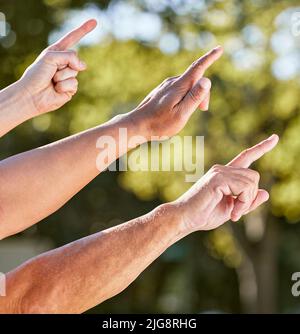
16 261 77 314
19 299 56 314
0 224 12 241
0 205 31 240
0 226 7 241
3 261 59 314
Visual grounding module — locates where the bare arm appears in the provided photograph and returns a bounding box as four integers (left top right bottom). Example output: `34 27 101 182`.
0 20 97 137
0 47 222 238
1 204 181 314
0 135 278 314
0 81 37 137
0 112 142 236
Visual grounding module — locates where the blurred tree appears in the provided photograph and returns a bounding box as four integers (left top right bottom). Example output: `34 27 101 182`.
1 0 300 314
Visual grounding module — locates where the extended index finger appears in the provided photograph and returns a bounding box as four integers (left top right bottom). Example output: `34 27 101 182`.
49 19 97 51
227 134 279 168
178 46 223 85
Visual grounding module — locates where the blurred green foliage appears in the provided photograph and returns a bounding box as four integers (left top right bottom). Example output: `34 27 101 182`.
1 0 300 313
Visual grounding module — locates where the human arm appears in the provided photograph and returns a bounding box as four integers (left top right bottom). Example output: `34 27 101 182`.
0 20 97 137
0 47 222 238
0 135 278 314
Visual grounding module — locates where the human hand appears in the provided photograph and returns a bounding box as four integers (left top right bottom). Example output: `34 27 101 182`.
19 19 97 115
132 46 223 139
172 134 279 234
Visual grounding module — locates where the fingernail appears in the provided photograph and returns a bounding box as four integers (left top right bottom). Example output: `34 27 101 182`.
199 77 211 90
269 134 279 141
213 45 223 52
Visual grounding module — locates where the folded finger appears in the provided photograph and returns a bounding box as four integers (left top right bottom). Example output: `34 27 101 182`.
246 189 269 214
44 50 86 72
198 91 210 111
231 189 269 221
55 78 78 94
53 67 78 83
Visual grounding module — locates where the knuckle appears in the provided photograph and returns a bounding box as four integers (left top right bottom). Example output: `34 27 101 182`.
211 164 223 176
191 60 198 69
248 169 260 183
252 170 260 182
43 50 55 62
212 164 222 171
163 77 172 84
163 76 177 85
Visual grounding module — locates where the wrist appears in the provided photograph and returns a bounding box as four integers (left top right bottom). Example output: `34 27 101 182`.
106 110 150 152
125 107 152 142
9 79 38 119
0 80 37 137
153 203 192 244
167 199 211 235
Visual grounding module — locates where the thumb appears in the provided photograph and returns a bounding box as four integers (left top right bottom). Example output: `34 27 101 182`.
231 189 269 221
198 91 210 111
43 51 87 72
180 77 211 118
246 189 269 214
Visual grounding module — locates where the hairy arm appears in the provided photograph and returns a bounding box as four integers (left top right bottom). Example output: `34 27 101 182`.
0 135 278 314
0 47 221 238
0 112 143 237
0 204 182 314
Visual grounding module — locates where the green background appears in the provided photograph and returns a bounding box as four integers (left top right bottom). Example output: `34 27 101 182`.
1 0 300 313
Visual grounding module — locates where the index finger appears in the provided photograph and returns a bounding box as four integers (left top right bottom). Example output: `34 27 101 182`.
179 46 223 85
49 19 97 51
227 134 279 168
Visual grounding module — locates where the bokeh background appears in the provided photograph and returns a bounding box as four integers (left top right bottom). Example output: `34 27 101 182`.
1 0 300 314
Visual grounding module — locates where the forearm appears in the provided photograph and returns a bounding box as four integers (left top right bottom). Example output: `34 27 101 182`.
0 110 146 238
0 203 186 314
0 81 35 137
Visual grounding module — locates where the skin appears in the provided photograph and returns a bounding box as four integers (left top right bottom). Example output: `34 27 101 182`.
0 20 222 238
0 20 97 137
0 135 278 313
0 19 279 314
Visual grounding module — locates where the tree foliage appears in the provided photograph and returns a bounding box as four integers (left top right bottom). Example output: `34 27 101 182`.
1 0 300 313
